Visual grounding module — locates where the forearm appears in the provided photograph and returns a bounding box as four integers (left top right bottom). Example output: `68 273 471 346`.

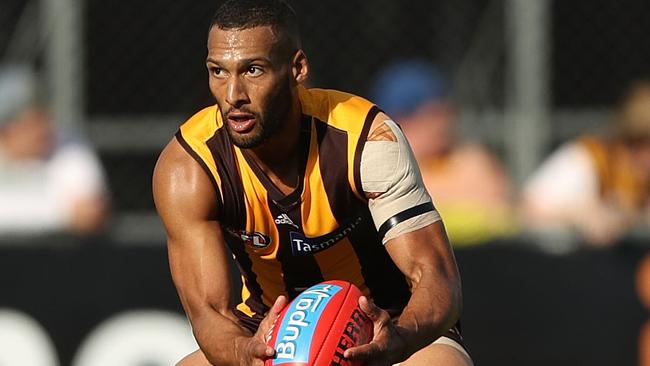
189 306 253 365
395 269 462 359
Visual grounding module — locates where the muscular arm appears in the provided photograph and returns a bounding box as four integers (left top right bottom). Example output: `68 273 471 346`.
153 139 273 365
359 113 462 360
386 221 461 358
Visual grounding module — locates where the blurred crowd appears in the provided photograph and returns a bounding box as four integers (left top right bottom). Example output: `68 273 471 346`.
523 80 650 250
1 60 649 251
371 60 516 246
372 59 650 251
0 64 109 240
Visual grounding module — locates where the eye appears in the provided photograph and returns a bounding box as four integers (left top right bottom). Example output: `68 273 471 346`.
209 66 226 78
246 66 264 77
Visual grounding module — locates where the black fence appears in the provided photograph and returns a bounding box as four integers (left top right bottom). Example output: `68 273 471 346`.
0 239 646 365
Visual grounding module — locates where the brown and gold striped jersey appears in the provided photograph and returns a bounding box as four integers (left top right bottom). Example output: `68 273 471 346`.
176 86 411 331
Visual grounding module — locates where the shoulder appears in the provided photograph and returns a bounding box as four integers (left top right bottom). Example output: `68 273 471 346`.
159 105 219 174
154 135 215 196
173 106 224 194
177 105 220 142
154 137 192 174
153 105 223 216
299 86 373 112
153 136 219 222
299 86 378 134
153 138 198 200
299 87 388 199
367 112 398 141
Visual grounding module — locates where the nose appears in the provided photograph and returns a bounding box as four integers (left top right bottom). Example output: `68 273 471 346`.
225 76 249 108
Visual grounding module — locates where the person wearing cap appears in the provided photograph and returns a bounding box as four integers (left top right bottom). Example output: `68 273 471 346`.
0 65 109 238
371 60 516 246
523 80 650 248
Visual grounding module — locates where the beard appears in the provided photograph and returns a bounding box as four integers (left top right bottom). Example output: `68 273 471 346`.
222 80 293 149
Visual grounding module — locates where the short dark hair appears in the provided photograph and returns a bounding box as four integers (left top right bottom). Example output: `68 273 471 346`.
210 0 300 49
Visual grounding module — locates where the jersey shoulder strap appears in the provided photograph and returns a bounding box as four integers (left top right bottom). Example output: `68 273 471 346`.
298 86 381 199
175 105 224 207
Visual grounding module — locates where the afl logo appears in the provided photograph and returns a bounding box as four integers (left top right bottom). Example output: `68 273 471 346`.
226 228 272 249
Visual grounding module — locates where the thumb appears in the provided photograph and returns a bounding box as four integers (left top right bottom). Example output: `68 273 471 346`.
236 336 275 360
358 296 382 322
249 338 276 358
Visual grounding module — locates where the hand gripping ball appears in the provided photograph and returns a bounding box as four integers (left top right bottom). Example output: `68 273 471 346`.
265 280 373 366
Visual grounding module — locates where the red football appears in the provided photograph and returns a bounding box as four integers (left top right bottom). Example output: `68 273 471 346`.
265 280 373 366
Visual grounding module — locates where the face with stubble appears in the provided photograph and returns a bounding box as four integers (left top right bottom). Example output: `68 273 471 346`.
206 25 301 148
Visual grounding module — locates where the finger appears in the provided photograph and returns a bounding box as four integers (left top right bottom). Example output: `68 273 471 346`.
260 296 288 331
269 295 288 317
260 296 289 342
343 342 380 360
249 339 276 358
358 296 382 322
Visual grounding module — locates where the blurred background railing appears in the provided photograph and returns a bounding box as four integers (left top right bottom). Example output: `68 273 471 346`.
5 0 649 243
3 0 649 242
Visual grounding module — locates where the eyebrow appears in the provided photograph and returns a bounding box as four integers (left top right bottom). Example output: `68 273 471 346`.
206 57 272 65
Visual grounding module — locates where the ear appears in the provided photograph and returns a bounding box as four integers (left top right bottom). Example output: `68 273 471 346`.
291 50 309 84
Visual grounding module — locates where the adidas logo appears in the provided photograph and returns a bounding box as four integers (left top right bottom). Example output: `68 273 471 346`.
275 213 298 228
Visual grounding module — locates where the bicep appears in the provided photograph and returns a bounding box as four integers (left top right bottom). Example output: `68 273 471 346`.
362 113 457 283
384 221 459 286
153 139 233 318
361 113 441 243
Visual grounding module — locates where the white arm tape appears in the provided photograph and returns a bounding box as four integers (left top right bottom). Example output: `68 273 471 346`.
360 120 441 244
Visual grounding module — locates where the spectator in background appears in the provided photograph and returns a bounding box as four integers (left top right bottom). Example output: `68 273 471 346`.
523 80 650 249
371 59 516 246
0 65 109 238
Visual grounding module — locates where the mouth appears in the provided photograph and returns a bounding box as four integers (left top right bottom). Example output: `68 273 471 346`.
227 112 257 134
